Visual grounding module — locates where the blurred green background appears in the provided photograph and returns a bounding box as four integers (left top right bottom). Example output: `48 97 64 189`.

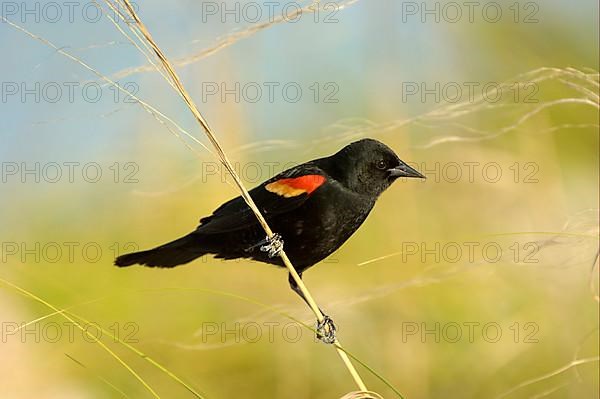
0 0 598 398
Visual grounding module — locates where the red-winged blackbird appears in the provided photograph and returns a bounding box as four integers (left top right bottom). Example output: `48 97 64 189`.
115 138 424 341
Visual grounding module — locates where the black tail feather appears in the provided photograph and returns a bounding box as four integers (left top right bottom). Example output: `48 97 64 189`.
114 233 205 268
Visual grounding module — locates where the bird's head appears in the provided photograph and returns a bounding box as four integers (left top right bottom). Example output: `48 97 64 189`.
322 138 425 197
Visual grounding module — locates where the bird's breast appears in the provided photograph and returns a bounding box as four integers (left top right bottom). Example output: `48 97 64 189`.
270 188 375 269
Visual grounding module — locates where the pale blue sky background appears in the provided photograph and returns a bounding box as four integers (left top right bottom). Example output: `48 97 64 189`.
0 0 597 164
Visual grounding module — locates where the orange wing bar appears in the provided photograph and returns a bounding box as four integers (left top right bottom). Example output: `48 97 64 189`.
265 175 326 198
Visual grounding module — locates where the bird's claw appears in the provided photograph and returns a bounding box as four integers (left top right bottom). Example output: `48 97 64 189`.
259 233 284 258
316 315 337 344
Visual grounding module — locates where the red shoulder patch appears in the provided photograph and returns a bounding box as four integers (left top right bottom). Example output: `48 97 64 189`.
265 175 326 198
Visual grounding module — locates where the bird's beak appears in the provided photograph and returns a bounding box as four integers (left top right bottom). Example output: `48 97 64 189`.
388 163 426 179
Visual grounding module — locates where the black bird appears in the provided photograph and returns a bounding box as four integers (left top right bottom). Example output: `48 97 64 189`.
115 138 424 341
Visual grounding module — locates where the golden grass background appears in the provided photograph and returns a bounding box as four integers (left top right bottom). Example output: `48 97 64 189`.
0 1 598 398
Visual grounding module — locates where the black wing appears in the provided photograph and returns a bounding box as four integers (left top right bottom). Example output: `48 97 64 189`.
195 164 326 234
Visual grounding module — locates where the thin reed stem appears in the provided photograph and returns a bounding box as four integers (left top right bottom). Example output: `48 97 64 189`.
116 0 368 392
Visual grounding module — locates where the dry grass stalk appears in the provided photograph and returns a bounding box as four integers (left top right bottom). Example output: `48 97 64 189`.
114 0 370 392
110 0 361 81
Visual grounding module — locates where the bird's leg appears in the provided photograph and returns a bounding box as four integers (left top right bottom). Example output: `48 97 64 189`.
288 273 337 344
258 233 284 258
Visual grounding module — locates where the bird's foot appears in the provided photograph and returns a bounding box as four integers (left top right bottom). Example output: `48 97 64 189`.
316 314 337 344
259 233 284 258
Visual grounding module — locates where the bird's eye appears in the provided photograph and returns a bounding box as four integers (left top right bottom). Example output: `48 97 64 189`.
376 160 387 170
